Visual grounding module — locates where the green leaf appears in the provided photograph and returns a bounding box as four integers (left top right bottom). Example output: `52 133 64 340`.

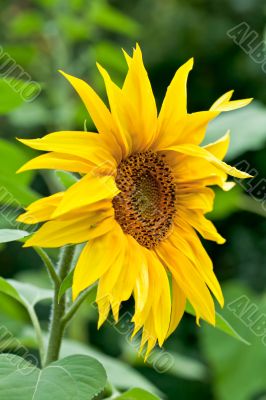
0 229 29 243
185 301 250 345
206 101 266 160
159 350 207 381
9 11 44 38
208 186 243 220
58 268 74 301
0 278 51 359
0 174 39 206
200 282 266 400
55 170 78 189
0 278 52 308
0 354 107 400
115 388 160 400
94 42 128 74
0 138 34 186
0 79 25 113
60 339 159 395
91 4 140 38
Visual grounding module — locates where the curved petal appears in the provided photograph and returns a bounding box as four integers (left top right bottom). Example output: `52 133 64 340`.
17 192 63 224
169 224 224 307
59 70 124 159
23 210 114 248
122 44 158 151
210 92 252 112
72 222 125 300
177 209 225 244
134 249 149 313
203 131 230 160
165 143 252 178
18 131 119 167
156 91 252 149
154 58 193 149
167 278 186 338
96 237 127 324
97 63 132 157
156 240 215 325
177 187 215 213
148 251 171 346
112 235 142 303
52 174 119 218
17 152 93 174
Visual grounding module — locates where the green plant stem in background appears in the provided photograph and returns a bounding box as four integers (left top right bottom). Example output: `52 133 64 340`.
61 283 97 327
34 246 60 286
28 305 45 366
44 245 75 367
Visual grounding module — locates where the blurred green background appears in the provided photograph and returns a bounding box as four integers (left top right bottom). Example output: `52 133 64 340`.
0 0 265 399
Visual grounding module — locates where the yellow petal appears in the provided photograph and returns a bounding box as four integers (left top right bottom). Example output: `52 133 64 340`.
112 235 141 302
59 70 123 160
148 251 171 346
170 224 224 307
134 250 149 313
18 131 118 168
122 44 158 151
166 143 252 178
72 222 124 300
177 209 225 244
23 211 114 248
177 187 215 213
167 278 186 338
143 316 157 361
17 152 93 174
96 291 111 329
203 130 230 160
210 90 234 111
97 63 132 157
210 92 252 112
122 48 132 66
17 192 64 224
97 237 126 296
52 174 119 218
156 241 215 325
156 58 193 147
156 90 251 149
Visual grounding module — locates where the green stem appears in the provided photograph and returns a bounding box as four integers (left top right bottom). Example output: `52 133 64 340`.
34 247 60 286
28 306 45 367
239 194 266 218
61 284 96 327
44 245 75 367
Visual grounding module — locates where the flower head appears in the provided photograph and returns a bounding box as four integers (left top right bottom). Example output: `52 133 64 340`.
17 45 252 358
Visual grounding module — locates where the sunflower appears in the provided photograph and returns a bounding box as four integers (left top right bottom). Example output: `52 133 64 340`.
17 45 252 358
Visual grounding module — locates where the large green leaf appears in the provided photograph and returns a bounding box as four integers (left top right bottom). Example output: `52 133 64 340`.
0 173 39 207
0 278 52 308
0 138 34 186
0 354 107 400
0 79 25 113
0 278 52 361
115 388 160 400
161 351 208 381
0 138 38 206
206 101 266 160
0 229 29 243
200 282 266 400
185 301 250 345
60 339 159 395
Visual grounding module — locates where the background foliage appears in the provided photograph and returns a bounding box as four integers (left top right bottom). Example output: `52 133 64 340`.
0 0 265 399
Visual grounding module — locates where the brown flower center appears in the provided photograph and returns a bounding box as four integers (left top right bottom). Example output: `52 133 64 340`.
112 151 176 249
